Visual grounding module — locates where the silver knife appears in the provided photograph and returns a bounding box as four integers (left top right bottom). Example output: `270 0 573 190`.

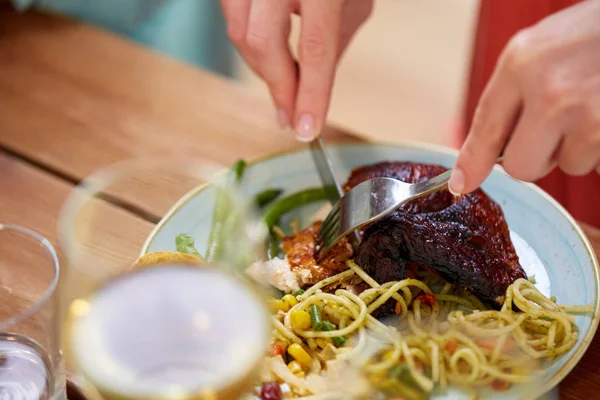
309 137 360 251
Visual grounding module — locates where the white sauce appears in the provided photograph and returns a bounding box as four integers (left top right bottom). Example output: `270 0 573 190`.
510 230 551 297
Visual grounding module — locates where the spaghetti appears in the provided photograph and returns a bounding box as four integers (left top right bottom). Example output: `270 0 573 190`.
260 259 593 399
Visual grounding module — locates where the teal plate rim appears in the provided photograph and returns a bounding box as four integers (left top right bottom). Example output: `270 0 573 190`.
140 139 600 398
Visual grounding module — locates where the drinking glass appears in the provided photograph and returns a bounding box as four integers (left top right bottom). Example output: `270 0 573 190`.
58 157 270 400
0 223 65 400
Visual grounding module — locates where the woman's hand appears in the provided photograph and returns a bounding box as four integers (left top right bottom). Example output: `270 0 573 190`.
221 0 372 141
449 0 600 194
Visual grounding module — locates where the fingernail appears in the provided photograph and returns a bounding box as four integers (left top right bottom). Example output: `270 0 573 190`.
295 114 316 142
277 109 290 129
449 167 465 196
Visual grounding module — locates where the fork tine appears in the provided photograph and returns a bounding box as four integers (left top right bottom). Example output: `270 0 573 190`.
320 217 340 244
316 223 340 261
320 203 341 231
316 203 341 257
318 217 341 253
316 223 335 251
319 205 340 238
321 226 340 251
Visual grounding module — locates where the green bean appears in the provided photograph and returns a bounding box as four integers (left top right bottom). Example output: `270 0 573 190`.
263 187 327 229
321 321 346 346
389 364 411 380
309 304 323 330
205 159 246 261
262 187 326 260
223 208 246 259
293 289 305 297
231 159 246 183
254 188 283 208
205 190 232 261
175 233 202 258
387 364 427 400
379 377 426 400
268 233 282 259
205 187 229 261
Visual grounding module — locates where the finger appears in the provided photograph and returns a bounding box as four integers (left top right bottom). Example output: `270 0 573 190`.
246 0 297 129
556 132 600 176
338 0 374 60
554 102 600 176
449 64 522 194
294 0 345 142
222 0 252 47
222 0 260 74
500 108 561 181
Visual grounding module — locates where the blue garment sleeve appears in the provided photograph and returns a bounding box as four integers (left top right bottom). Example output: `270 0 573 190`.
13 0 236 77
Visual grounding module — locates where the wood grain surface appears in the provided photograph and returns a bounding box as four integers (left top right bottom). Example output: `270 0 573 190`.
0 10 598 400
0 152 153 250
0 10 353 219
0 11 350 175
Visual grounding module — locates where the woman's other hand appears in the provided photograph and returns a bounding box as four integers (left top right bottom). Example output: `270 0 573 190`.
450 0 600 194
221 0 373 141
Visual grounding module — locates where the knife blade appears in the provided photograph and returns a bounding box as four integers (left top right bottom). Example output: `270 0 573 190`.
309 137 360 250
309 138 344 204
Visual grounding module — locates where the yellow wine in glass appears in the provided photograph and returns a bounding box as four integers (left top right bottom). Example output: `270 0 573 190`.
59 157 270 400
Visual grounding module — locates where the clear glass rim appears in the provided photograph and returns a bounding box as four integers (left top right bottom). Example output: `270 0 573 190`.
57 156 225 279
0 223 60 330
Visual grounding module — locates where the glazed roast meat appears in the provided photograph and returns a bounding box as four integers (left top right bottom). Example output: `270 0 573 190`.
348 162 527 314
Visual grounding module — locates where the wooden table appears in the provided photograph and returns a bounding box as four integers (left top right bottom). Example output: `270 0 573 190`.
0 10 598 400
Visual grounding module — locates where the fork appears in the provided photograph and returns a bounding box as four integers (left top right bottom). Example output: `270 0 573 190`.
316 158 503 257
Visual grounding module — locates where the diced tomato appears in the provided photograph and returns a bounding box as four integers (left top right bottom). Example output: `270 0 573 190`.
444 340 458 354
268 344 285 357
533 345 543 351
414 361 425 375
417 293 437 305
491 379 511 391
395 301 402 314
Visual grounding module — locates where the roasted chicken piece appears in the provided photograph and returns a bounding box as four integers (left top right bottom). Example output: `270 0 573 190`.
349 162 526 314
283 221 353 285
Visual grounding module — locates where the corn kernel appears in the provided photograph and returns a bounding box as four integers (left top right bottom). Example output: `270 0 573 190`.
288 343 312 366
316 338 330 349
290 309 311 330
382 349 396 362
282 294 299 308
268 299 290 313
287 360 303 374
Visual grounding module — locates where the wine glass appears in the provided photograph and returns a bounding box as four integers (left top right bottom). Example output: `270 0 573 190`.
58 157 270 400
0 224 65 400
